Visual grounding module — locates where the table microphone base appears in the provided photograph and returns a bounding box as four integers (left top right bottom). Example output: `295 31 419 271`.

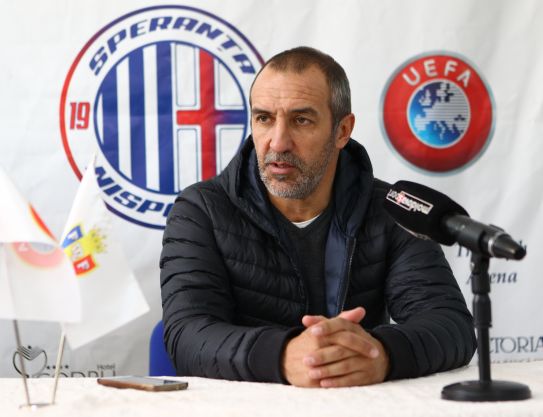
442 380 531 402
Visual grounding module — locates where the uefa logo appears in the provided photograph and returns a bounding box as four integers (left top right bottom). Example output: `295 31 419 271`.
381 52 494 173
61 6 263 228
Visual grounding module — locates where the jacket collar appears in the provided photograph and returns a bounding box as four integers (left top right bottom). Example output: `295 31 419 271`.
218 136 375 237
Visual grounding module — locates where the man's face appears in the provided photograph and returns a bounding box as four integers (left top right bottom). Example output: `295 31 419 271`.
250 66 337 199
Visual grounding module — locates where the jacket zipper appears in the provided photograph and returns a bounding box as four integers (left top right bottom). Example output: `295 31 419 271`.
275 237 310 314
243 199 310 315
338 237 357 314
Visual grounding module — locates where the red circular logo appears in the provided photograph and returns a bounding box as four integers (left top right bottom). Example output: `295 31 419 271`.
381 52 494 173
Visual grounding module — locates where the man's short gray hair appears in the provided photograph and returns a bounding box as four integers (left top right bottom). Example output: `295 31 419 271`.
251 46 352 130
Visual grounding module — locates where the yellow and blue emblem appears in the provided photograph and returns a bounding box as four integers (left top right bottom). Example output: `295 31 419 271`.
61 224 106 276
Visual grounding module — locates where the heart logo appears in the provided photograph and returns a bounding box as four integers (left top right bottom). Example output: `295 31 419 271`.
12 346 48 377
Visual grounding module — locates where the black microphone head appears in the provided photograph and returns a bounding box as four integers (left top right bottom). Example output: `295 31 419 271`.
491 232 527 260
383 180 469 245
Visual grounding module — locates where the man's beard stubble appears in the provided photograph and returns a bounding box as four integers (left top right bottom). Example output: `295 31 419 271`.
257 136 336 199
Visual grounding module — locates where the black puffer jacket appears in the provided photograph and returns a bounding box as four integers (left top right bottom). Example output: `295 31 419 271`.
160 137 476 383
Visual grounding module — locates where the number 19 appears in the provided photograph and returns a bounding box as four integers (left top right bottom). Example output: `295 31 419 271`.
69 102 91 130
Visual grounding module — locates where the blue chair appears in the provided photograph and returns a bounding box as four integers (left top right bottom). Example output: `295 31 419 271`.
149 321 176 376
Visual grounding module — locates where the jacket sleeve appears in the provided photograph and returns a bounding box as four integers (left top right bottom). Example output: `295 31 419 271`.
160 185 299 383
370 224 477 380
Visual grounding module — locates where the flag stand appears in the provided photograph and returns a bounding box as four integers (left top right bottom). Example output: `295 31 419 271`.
51 331 66 404
13 320 50 409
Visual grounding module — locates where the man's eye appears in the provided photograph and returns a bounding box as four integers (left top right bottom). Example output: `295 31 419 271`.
295 117 310 125
255 114 269 123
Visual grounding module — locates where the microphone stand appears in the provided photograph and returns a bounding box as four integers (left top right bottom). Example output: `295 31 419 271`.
441 252 531 401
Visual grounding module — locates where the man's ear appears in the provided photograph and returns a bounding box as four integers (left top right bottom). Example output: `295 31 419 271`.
335 113 355 149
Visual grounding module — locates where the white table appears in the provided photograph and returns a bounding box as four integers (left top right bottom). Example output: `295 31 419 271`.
1 361 542 417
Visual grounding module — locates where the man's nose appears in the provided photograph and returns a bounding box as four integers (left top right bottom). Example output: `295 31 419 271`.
269 118 293 153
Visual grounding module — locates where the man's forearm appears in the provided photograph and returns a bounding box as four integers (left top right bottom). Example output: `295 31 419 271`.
164 315 300 383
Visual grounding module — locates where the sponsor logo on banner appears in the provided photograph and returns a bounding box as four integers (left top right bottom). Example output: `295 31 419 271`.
12 346 48 377
12 345 117 378
381 52 495 173
60 6 263 229
490 336 543 355
457 243 526 285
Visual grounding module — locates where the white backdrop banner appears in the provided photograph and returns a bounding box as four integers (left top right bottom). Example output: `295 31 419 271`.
0 0 541 377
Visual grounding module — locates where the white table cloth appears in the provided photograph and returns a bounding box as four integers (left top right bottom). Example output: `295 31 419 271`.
1 361 542 417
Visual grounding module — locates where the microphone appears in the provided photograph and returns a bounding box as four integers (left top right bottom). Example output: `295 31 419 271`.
383 181 526 260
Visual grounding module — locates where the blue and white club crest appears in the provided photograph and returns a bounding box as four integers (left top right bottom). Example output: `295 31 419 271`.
61 6 263 229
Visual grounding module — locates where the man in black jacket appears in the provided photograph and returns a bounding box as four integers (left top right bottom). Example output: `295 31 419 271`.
160 46 476 388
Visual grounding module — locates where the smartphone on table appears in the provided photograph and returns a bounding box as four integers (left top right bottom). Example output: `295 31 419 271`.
97 376 188 392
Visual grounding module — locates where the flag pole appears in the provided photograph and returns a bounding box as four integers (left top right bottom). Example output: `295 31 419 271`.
13 320 31 407
13 320 51 409
51 330 66 404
